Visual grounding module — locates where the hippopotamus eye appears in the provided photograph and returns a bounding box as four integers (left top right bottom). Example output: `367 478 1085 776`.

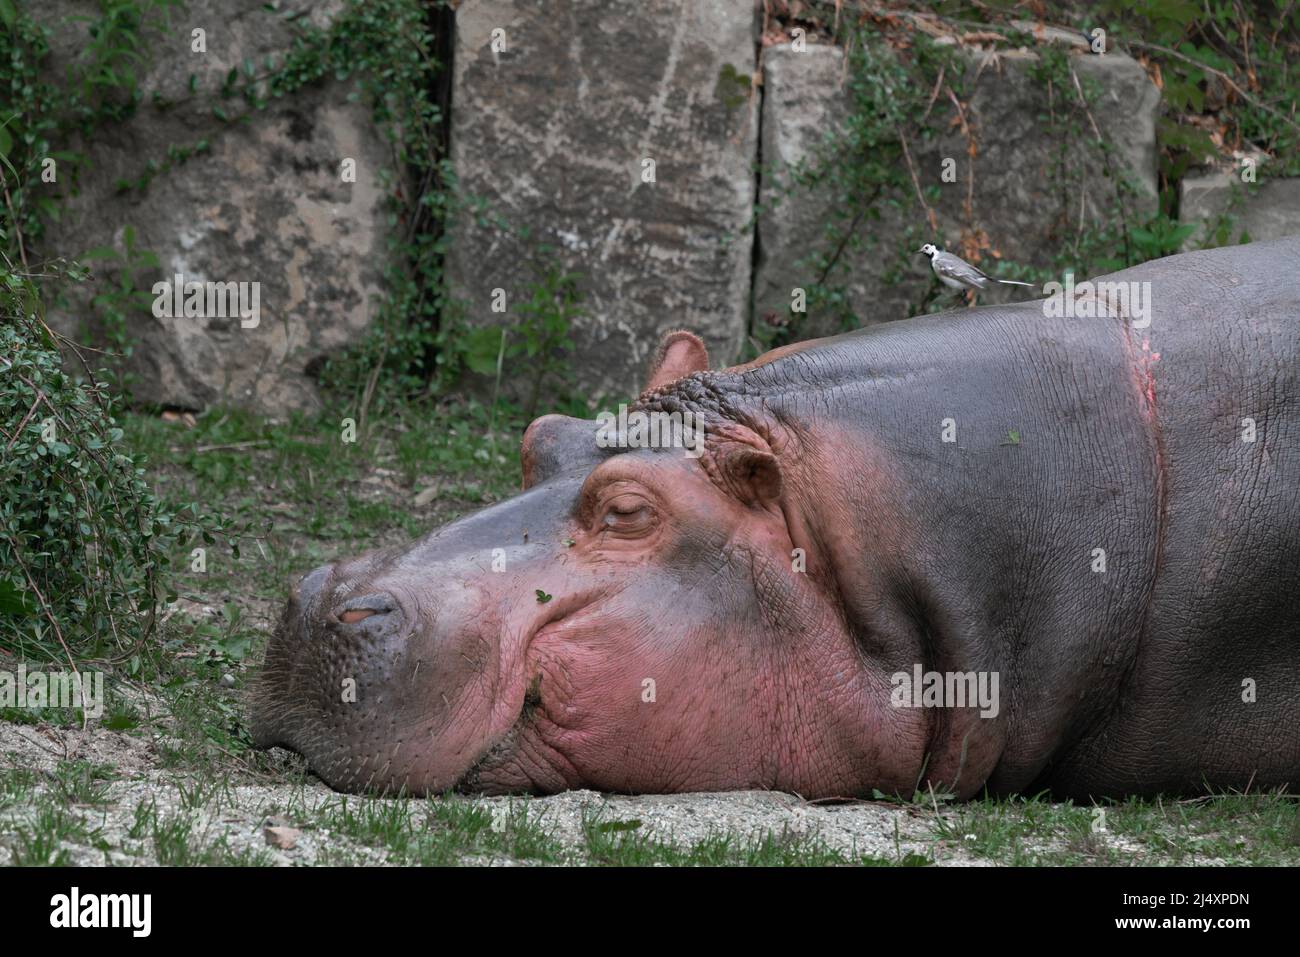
600 495 656 536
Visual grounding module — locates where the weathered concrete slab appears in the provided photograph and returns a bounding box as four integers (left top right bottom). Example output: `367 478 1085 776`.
37 1 391 413
447 0 760 402
754 40 1161 339
1181 172 1300 246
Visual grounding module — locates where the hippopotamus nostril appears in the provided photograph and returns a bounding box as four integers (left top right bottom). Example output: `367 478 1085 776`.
339 608 382 624
335 593 398 627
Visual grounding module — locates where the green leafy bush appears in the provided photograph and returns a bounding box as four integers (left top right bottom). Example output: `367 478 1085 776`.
0 262 202 666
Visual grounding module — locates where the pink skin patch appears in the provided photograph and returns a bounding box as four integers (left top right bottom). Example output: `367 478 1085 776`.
1139 338 1161 408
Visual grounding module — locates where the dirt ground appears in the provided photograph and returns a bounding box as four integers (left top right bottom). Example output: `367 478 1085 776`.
0 706 991 866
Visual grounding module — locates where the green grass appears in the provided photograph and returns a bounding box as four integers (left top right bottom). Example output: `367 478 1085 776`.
0 767 38 813
1104 791 1300 865
123 399 525 525
148 814 272 866
936 790 1300 865
48 760 117 808
290 796 935 866
0 680 142 732
120 398 527 629
315 795 567 865
5 786 107 866
0 706 84 729
127 795 271 866
579 808 930 866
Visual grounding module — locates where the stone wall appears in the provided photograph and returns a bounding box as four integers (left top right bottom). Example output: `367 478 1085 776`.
1181 173 1300 246
37 1 392 413
446 0 760 402
753 38 1161 339
32 2 1300 411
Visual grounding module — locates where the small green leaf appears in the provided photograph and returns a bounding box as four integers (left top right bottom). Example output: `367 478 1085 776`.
103 712 140 731
0 579 33 616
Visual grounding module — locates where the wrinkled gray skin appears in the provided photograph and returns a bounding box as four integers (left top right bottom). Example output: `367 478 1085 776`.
252 237 1300 800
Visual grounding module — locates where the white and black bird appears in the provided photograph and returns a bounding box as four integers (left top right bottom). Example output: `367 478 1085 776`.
918 244 1035 293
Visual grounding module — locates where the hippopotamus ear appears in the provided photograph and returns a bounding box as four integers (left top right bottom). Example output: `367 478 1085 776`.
702 427 783 507
644 330 709 392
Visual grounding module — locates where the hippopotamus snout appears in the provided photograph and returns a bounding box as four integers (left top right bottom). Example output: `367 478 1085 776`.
251 550 460 790
250 471 598 795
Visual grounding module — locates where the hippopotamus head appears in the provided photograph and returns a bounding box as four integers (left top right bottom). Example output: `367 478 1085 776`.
252 331 936 798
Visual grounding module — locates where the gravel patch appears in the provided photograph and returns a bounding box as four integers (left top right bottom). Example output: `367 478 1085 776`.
0 714 994 865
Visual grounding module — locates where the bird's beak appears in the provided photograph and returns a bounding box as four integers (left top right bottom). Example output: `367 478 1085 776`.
916 247 927 254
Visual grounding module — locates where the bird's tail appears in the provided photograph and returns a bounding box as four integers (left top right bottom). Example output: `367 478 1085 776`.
995 278 1035 287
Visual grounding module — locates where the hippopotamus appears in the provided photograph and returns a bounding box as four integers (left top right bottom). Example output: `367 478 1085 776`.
251 236 1300 800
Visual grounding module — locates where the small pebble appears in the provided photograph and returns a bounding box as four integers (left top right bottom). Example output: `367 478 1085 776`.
264 825 300 850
